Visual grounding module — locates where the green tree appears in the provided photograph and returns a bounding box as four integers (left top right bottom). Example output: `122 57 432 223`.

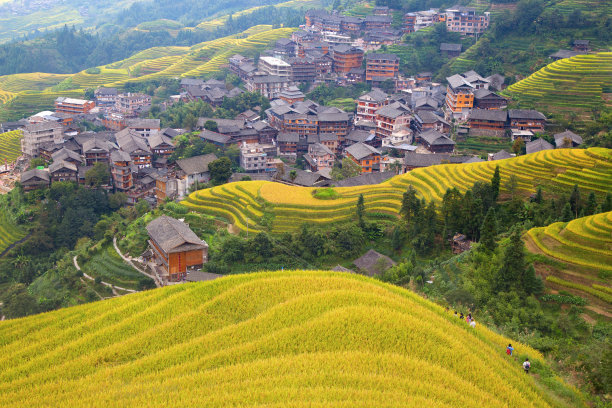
584 192 597 216
84 162 109 187
0 283 40 319
603 192 612 212
356 194 365 228
331 157 362 180
495 226 526 292
511 138 524 155
289 170 297 182
569 184 581 217
29 158 46 169
561 202 573 222
479 207 497 252
208 157 232 186
204 120 218 132
400 186 420 224
108 192 127 210
491 165 500 201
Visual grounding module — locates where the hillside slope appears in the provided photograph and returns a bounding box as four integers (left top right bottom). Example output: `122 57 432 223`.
0 271 584 407
505 52 612 124
183 147 612 233
0 25 294 121
525 211 612 311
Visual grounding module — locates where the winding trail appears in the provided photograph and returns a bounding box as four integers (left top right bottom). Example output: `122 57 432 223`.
73 255 138 295
0 232 32 258
113 237 161 287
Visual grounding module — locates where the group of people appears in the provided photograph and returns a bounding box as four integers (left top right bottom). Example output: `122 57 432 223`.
507 344 531 374
448 308 477 328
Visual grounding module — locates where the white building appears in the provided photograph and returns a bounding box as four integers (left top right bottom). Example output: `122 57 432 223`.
21 121 64 157
258 56 292 78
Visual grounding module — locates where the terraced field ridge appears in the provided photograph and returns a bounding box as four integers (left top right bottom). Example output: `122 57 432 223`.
0 25 295 121
526 211 612 308
183 148 612 233
0 271 585 407
505 52 612 124
0 215 26 256
0 130 23 163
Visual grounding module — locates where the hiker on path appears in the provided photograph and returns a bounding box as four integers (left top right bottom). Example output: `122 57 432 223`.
523 358 531 374
506 344 514 356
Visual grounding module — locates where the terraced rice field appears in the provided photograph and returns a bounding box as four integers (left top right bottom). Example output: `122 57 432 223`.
183 148 612 234
506 52 612 121
0 130 23 163
526 211 612 307
0 215 26 255
0 271 584 408
81 245 148 290
0 26 293 121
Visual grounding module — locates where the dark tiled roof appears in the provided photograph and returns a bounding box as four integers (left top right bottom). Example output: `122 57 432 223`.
469 109 508 122
333 171 395 187
146 215 208 254
21 168 49 183
175 153 218 175
554 130 583 147
419 129 455 146
526 138 554 154
346 142 381 160
199 129 232 144
404 151 450 167
353 249 396 276
440 43 462 52
366 53 399 61
277 132 300 143
490 150 513 161
508 109 546 120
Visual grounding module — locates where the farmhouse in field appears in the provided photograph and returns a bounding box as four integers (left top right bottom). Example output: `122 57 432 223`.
146 215 209 282
353 249 396 276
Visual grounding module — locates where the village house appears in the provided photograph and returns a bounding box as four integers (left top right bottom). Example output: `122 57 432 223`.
413 111 450 134
49 160 78 183
20 168 50 191
115 129 152 168
101 112 127 131
51 147 83 166
54 97 95 115
554 130 583 148
304 143 335 172
81 136 111 166
146 215 209 282
246 74 293 99
277 132 300 156
288 57 316 83
445 74 475 120
331 45 364 74
258 56 292 77
346 142 381 173
353 249 396 276
440 43 462 58
404 9 440 33
94 87 118 106
278 86 306 104
199 129 232 147
573 39 590 53
127 118 160 138
473 88 507 110
240 144 269 173
526 138 554 155
508 109 547 132
21 121 64 157
110 149 134 191
488 149 514 161
148 132 175 159
375 103 412 142
467 109 508 136
115 93 152 116
445 6 490 35
175 153 218 190
365 53 399 82
404 151 451 171
417 129 455 153
356 88 389 123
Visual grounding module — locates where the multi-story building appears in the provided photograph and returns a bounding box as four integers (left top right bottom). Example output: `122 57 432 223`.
473 89 507 110
375 103 412 142
317 108 350 144
54 97 95 115
258 56 292 77
445 6 490 35
288 57 316 83
279 86 306 104
148 132 175 159
331 45 364 74
115 93 152 116
49 160 78 183
364 15 392 31
246 74 293 99
21 121 64 157
345 142 381 173
304 143 335 172
467 109 508 137
508 110 547 133
413 110 450 134
445 74 475 120
356 89 389 123
404 9 440 33
240 144 268 173
110 149 134 191
277 132 300 156
81 137 111 166
127 118 161 138
341 16 363 33
365 53 399 82
146 215 208 282
274 38 297 57
101 112 127 131
115 129 152 169
94 87 118 106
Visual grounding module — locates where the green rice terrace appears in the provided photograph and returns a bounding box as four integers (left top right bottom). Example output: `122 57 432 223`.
0 25 295 121
0 215 26 256
525 211 612 314
79 245 152 291
0 130 22 164
505 52 612 125
182 148 612 234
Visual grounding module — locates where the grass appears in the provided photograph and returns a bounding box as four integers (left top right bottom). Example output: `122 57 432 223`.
81 245 150 290
0 214 26 255
313 187 341 200
0 271 586 407
0 130 23 163
183 147 612 234
456 136 513 154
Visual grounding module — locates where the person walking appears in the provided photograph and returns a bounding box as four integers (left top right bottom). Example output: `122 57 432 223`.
469 319 476 328
523 358 531 374
506 344 514 356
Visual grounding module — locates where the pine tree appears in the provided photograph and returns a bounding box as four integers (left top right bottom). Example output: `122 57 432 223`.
491 165 500 201
356 194 365 228
479 207 497 252
400 186 420 224
495 226 526 293
522 264 544 295
603 193 612 212
561 202 573 222
585 192 597 216
534 186 543 204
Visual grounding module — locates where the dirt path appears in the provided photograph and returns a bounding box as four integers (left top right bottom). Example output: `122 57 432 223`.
73 255 138 295
113 237 161 287
0 232 32 258
586 305 612 319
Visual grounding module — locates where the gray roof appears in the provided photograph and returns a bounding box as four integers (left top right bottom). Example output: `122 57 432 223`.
346 129 371 143
317 111 349 122
440 43 462 52
419 129 455 146
404 151 450 167
366 53 399 61
49 160 77 173
353 249 396 277
110 149 132 162
332 44 363 54
485 74 505 91
359 88 388 102
251 74 290 84
148 132 175 149
416 110 448 125
469 109 508 122
51 147 83 163
319 133 338 142
332 265 355 273
115 130 151 154
199 129 232 144
508 109 546 121
375 105 408 119
197 117 245 129
526 138 554 154
277 132 300 143
490 150 513 161
554 130 583 147
474 88 505 100
175 153 218 175
447 74 473 89
278 169 327 186
185 271 222 282
127 118 160 129
550 49 581 59
333 171 395 187
146 215 208 254
309 143 334 156
95 87 118 95
25 121 63 132
346 142 381 160
81 137 111 153
21 168 49 183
